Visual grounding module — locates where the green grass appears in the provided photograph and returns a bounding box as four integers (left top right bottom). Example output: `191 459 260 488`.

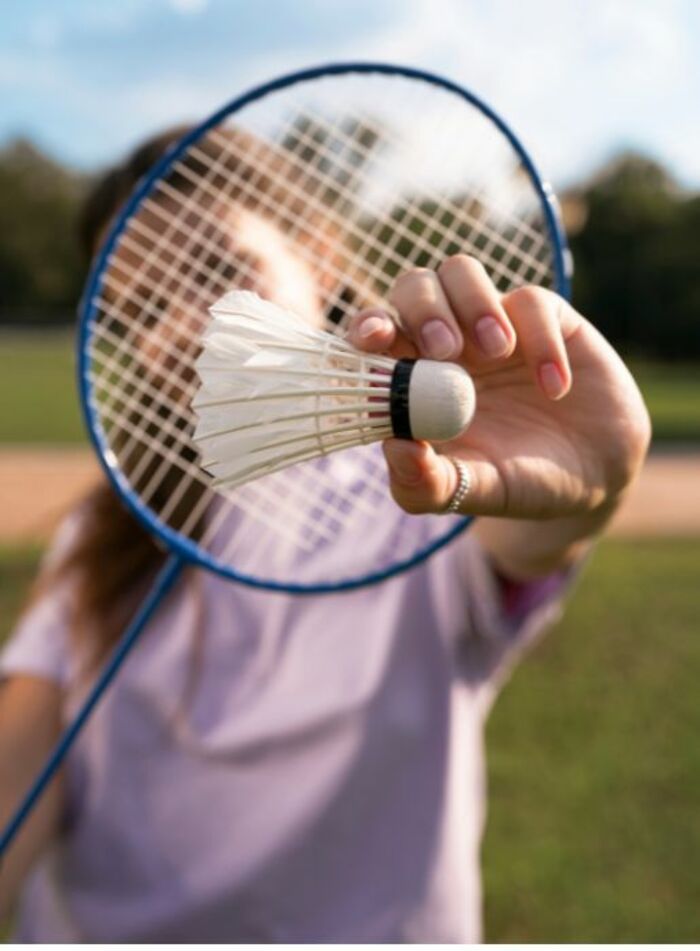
1 539 699 940
484 537 700 941
628 360 700 444
0 332 699 445
0 332 85 444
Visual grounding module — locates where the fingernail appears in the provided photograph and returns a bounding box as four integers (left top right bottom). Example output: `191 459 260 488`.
359 315 389 338
386 443 422 484
475 315 510 359
539 361 567 400
420 319 459 360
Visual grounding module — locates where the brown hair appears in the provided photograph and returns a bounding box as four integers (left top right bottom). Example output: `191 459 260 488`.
31 122 354 668
33 127 197 668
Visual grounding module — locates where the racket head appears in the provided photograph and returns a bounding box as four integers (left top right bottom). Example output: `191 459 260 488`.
78 61 570 593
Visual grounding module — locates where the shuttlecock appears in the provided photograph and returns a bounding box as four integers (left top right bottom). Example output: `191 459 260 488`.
192 291 476 490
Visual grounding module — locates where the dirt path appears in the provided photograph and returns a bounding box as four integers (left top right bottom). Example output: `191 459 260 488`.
0 447 698 544
608 452 700 537
0 448 101 543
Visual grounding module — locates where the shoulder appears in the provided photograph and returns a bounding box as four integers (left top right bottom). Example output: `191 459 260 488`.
0 506 90 688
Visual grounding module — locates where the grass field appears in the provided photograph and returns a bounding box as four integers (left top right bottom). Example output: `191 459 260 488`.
628 360 700 445
484 537 700 941
1 538 699 941
0 332 85 444
0 331 699 445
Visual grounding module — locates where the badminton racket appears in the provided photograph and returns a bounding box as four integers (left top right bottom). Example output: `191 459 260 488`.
0 61 569 857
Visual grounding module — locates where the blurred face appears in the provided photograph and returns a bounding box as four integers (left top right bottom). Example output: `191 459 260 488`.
101 199 325 409
225 208 322 324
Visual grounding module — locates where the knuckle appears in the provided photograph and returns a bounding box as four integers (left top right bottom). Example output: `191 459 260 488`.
508 284 551 312
388 273 419 307
389 270 444 319
438 253 487 278
392 267 434 291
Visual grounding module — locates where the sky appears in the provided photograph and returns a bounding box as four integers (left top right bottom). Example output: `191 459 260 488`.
1 0 698 191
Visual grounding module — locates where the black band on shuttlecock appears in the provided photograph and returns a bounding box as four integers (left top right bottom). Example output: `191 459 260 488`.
389 359 416 439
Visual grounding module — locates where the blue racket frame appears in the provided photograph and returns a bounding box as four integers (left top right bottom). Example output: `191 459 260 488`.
78 60 571 595
0 61 570 859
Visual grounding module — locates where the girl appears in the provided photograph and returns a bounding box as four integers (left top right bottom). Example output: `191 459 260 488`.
0 127 650 942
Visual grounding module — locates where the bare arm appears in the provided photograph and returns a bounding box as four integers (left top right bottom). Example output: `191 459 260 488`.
470 494 620 581
0 675 64 918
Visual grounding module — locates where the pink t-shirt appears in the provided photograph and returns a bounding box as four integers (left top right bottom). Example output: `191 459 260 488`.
1 515 572 942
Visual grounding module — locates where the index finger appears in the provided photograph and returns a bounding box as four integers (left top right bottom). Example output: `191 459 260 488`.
346 307 419 360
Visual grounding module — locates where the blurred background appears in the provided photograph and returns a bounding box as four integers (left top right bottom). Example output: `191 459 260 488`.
1 0 698 941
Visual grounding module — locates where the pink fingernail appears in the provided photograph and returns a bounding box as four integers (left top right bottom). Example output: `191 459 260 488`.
539 361 567 400
387 444 422 484
475 315 510 359
359 315 389 338
420 319 459 360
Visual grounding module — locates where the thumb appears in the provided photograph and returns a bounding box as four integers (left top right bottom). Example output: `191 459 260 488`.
383 439 460 515
383 439 505 516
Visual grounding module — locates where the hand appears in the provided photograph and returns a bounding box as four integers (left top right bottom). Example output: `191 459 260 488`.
348 255 651 520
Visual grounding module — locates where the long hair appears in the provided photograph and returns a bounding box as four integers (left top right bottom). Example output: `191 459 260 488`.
29 122 354 669
30 129 193 669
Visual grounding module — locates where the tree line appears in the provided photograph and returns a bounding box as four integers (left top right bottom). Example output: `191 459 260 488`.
566 154 700 361
0 139 87 324
0 136 697 360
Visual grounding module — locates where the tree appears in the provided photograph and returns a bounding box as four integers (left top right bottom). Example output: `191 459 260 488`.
0 138 88 324
567 152 700 359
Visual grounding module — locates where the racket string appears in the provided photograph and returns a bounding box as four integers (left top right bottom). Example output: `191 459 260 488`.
86 70 564 580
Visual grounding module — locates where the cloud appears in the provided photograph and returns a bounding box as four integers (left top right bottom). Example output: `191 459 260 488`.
342 0 697 186
0 0 697 186
167 0 210 14
28 14 62 50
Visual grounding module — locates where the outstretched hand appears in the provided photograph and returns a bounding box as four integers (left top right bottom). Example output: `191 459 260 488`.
348 255 651 521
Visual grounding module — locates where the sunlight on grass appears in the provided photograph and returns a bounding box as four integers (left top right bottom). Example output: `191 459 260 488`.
0 332 699 445
1 539 699 940
484 538 700 941
0 332 85 444
628 361 700 444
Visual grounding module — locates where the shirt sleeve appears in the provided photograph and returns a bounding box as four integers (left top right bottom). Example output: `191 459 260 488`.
0 517 81 687
455 533 585 701
0 588 73 686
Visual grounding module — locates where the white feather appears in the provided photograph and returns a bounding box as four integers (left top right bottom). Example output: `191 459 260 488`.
192 291 476 490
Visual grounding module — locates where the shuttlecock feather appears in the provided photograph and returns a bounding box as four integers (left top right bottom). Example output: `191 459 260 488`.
192 291 476 490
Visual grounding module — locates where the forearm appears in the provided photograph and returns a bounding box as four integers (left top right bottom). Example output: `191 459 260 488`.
472 491 624 581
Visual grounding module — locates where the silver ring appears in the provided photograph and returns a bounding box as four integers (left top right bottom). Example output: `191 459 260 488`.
444 458 471 514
